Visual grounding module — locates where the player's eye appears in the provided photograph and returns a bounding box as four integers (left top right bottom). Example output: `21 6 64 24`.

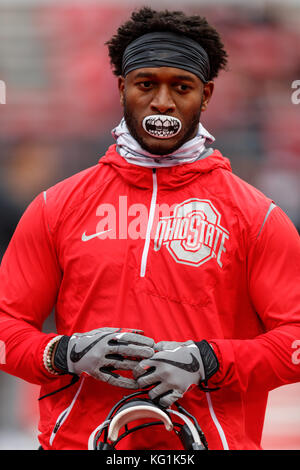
138 81 153 89
177 84 191 92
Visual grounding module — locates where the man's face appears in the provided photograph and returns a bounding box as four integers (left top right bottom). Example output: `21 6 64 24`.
118 67 214 155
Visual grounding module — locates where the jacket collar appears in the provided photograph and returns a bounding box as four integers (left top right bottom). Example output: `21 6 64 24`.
99 145 232 190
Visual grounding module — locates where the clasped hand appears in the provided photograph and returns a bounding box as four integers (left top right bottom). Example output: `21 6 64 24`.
60 328 209 406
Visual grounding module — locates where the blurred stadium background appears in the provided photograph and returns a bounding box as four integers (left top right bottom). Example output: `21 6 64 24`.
0 0 299 450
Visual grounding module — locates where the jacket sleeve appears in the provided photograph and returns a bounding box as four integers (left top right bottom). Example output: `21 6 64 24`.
209 205 300 392
0 193 62 384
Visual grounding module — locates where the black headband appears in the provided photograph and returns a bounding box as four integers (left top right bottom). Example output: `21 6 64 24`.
122 31 210 83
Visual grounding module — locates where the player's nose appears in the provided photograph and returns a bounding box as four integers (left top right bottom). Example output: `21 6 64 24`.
150 85 176 114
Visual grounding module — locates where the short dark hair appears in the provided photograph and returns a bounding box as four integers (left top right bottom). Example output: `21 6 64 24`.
106 7 228 81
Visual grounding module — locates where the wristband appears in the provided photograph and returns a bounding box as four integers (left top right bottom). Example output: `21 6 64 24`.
194 340 219 381
53 335 71 374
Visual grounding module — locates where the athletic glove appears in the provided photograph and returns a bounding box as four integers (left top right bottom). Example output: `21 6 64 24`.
53 327 155 389
133 340 219 407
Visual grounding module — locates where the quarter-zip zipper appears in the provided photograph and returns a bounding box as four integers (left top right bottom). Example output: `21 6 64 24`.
49 376 85 446
140 169 158 278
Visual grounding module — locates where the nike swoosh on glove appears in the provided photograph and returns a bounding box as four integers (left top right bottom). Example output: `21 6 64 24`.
53 327 155 389
133 340 219 407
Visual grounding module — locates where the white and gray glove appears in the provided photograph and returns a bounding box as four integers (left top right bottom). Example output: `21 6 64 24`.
53 327 155 389
133 340 219 407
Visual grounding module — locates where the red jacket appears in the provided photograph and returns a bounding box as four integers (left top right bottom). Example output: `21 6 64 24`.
0 145 299 450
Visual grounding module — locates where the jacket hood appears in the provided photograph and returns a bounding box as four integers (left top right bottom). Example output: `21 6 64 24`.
99 144 232 189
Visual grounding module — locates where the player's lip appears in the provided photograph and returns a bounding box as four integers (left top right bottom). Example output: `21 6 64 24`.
142 115 182 139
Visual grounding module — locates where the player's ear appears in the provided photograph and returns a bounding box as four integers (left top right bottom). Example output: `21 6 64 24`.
118 76 125 107
201 81 214 112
